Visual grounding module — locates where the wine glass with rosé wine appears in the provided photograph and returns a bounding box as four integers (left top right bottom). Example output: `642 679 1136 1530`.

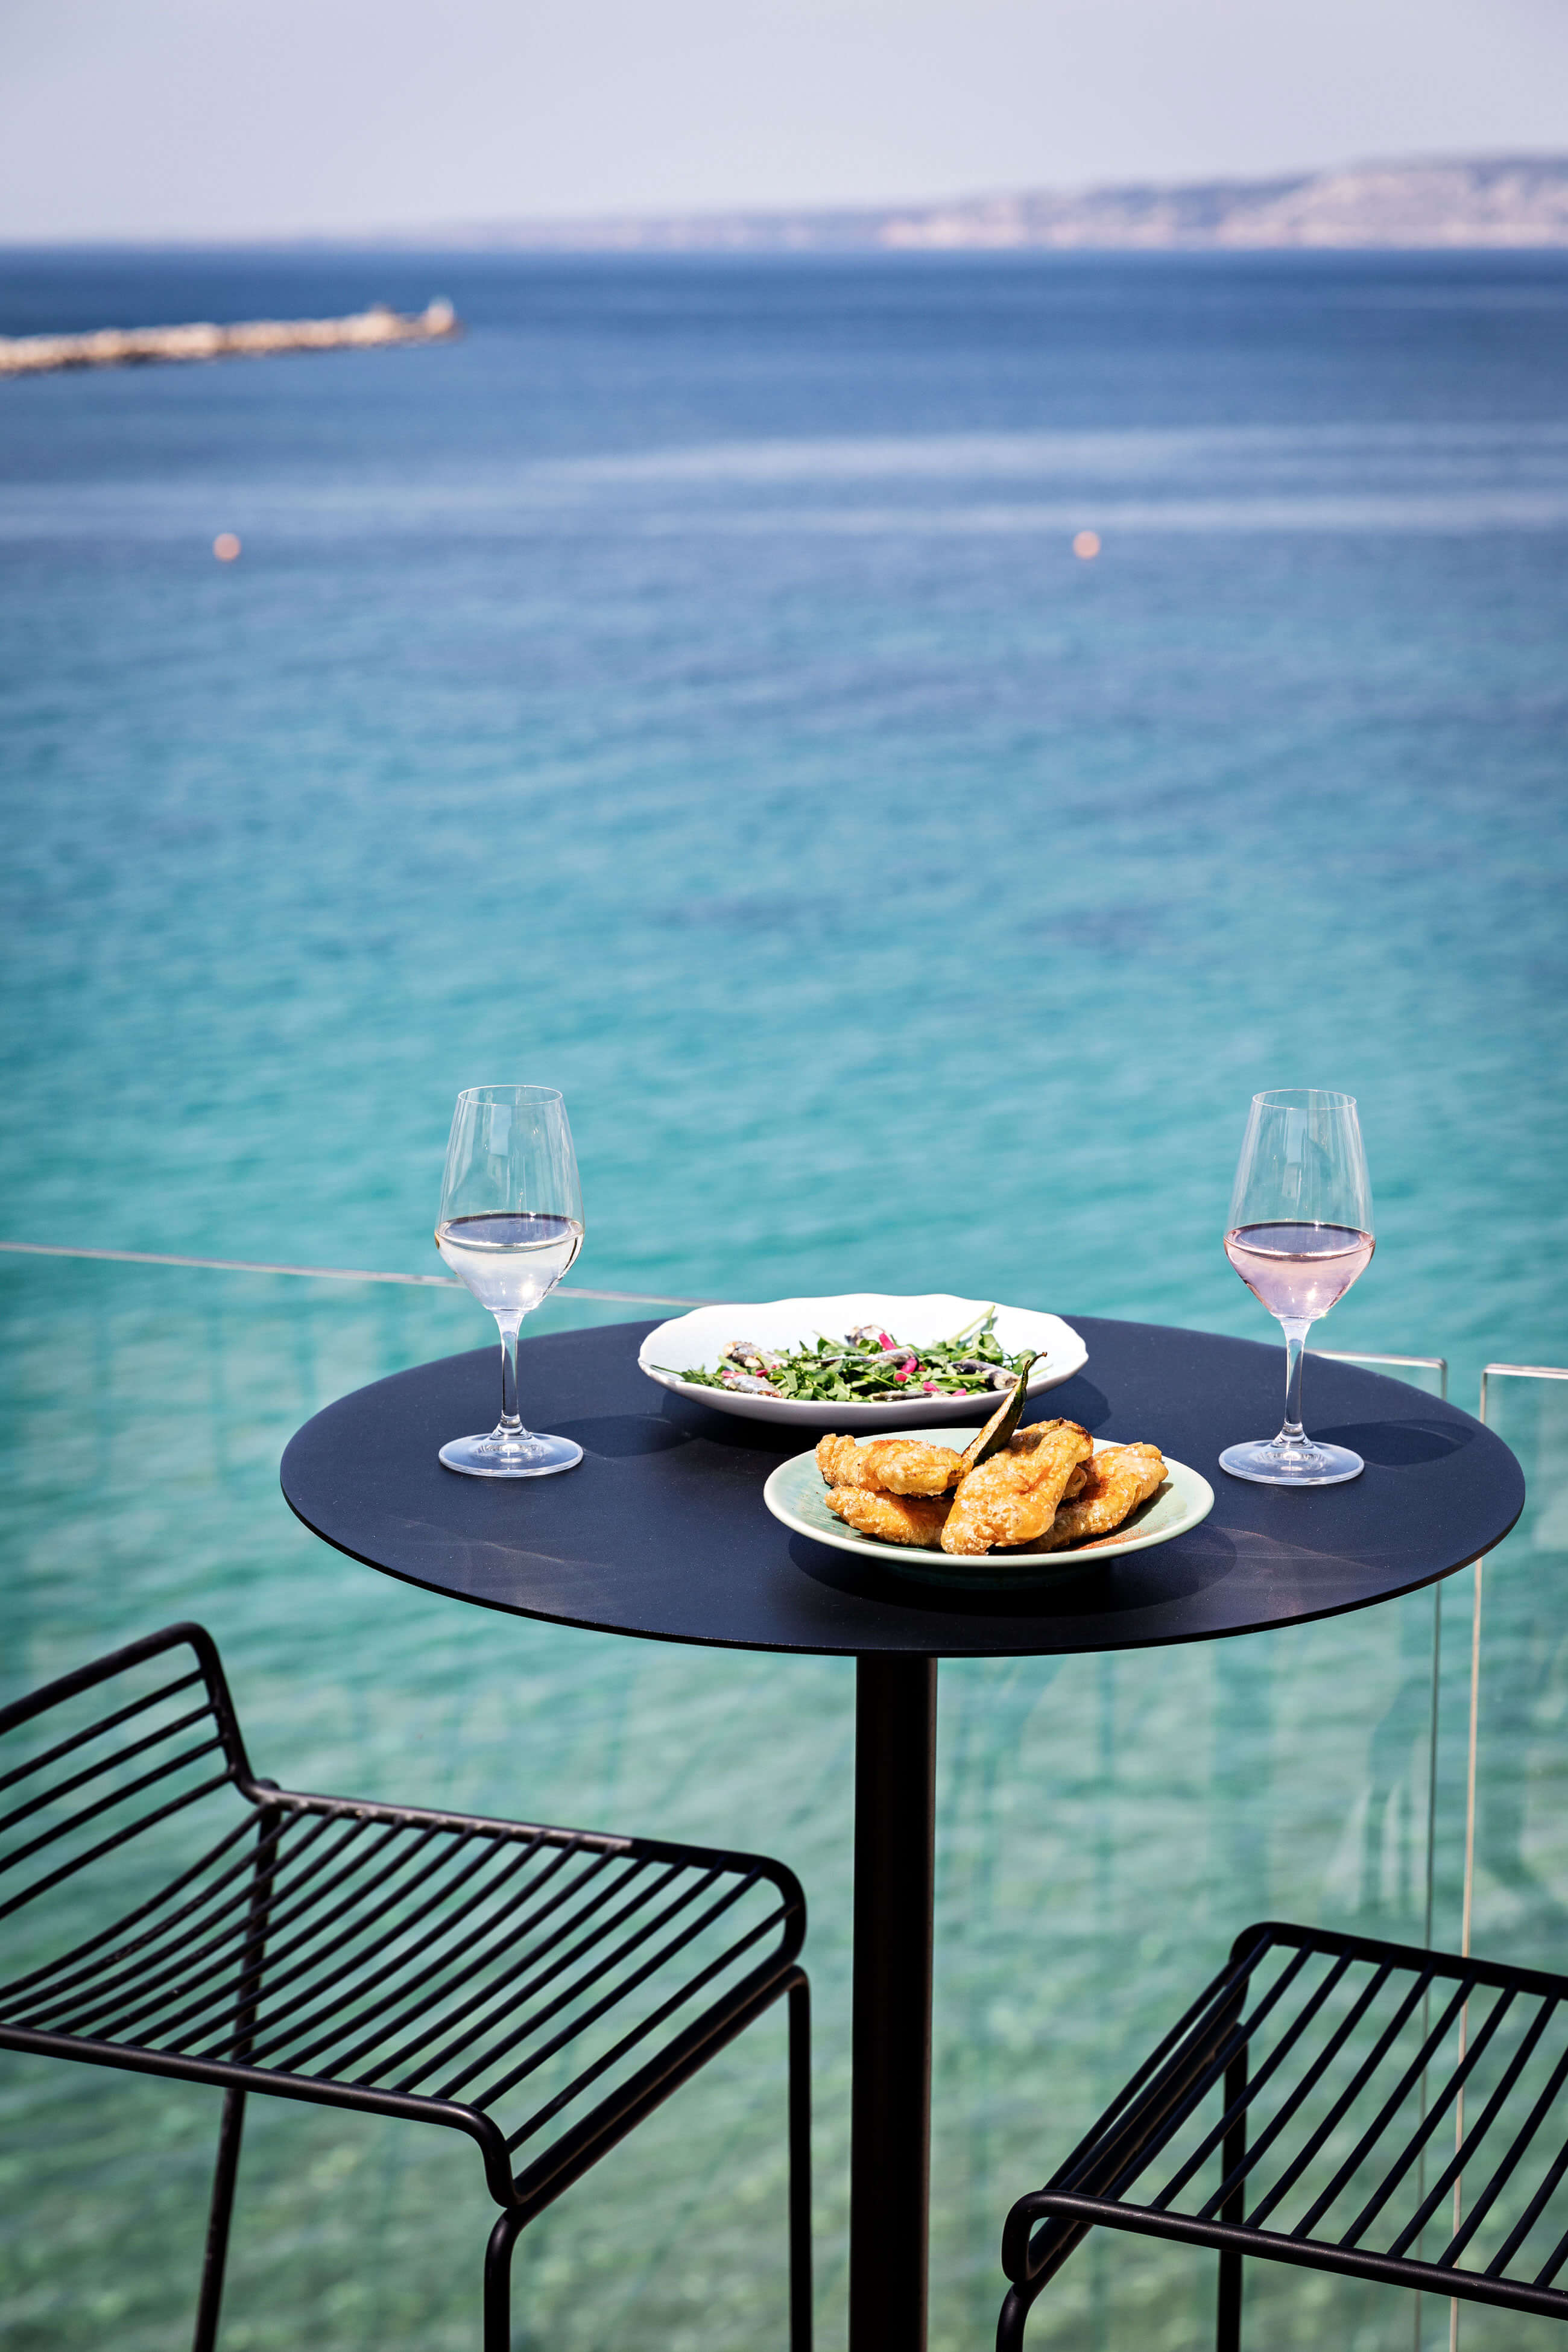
434 1085 585 1478
1219 1089 1375 1488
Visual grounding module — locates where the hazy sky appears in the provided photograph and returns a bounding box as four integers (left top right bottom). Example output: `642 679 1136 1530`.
2 0 1567 240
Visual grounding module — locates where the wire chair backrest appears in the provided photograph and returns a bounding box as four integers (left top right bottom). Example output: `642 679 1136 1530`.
0 1623 256 1944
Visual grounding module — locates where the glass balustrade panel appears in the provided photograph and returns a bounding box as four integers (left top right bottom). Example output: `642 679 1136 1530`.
1426 1365 1568 2352
0 1269 1500 2351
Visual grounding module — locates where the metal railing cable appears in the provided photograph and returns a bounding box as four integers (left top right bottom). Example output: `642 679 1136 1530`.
0 1239 709 1310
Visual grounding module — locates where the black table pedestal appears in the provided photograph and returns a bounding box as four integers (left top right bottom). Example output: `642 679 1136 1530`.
850 1656 937 2352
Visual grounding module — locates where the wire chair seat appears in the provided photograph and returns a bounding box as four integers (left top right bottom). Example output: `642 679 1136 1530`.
999 1920 1568 2350
0 1623 811 2350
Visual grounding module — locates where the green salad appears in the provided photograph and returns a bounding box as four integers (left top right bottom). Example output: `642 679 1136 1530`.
660 1310 1037 1405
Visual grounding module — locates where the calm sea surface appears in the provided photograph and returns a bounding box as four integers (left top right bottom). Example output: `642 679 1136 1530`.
1 250 1566 1380
1 251 1566 2352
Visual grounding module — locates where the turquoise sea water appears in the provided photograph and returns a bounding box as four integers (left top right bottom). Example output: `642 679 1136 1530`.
1 252 1567 2351
2 250 1567 1383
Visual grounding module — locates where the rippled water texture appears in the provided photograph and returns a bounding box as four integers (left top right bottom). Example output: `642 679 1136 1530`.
1 250 1566 1385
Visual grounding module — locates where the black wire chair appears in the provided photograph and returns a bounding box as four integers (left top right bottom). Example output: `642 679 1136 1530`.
998 1920 1568 2350
0 1622 811 2352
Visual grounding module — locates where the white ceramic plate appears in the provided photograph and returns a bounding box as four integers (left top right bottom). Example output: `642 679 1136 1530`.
639 1293 1088 1429
762 1427 1215 1589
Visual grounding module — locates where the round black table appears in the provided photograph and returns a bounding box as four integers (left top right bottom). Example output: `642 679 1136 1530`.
281 1316 1523 2352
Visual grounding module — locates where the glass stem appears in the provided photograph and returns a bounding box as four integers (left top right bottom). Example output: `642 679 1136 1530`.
1279 1317 1310 1446
495 1313 527 1437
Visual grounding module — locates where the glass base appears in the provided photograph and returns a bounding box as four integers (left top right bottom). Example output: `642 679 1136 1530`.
438 1428 583 1479
1220 1438 1364 1488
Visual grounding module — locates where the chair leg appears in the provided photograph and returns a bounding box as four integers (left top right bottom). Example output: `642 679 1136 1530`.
1216 2244 1244 2348
1216 2037 1249 2352
481 1973 808 2352
788 1973 813 2352
1215 2248 1243 2351
997 2280 1031 2352
484 2207 525 2352
192 2086 246 2352
193 1803 280 2352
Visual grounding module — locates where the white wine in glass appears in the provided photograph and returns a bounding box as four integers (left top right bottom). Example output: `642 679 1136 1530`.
1219 1088 1375 1487
434 1085 585 1478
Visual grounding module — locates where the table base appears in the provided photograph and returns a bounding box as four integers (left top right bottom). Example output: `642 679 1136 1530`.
850 1655 937 2352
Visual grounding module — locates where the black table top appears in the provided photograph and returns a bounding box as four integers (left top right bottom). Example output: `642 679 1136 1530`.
280 1317 1524 1661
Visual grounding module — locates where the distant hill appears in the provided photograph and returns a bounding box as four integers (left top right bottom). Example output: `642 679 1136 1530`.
407 158 1568 252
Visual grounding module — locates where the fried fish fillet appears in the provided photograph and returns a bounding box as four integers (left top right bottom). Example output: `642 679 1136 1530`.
815 1434 966 1496
1007 1424 1090 1500
1035 1444 1167 1551
826 1487 952 1548
940 1420 1094 1555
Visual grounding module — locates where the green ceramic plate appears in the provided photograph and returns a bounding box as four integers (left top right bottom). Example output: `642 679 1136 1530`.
763 1426 1215 1590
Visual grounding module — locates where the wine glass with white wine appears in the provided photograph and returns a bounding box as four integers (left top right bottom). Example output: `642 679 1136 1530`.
1219 1088 1375 1487
434 1085 585 1478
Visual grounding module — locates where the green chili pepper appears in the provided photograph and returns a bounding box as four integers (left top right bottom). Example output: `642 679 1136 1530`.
958 1355 1040 1473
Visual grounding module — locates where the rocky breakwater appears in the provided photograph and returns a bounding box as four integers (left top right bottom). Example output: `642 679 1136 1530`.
0 297 459 378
